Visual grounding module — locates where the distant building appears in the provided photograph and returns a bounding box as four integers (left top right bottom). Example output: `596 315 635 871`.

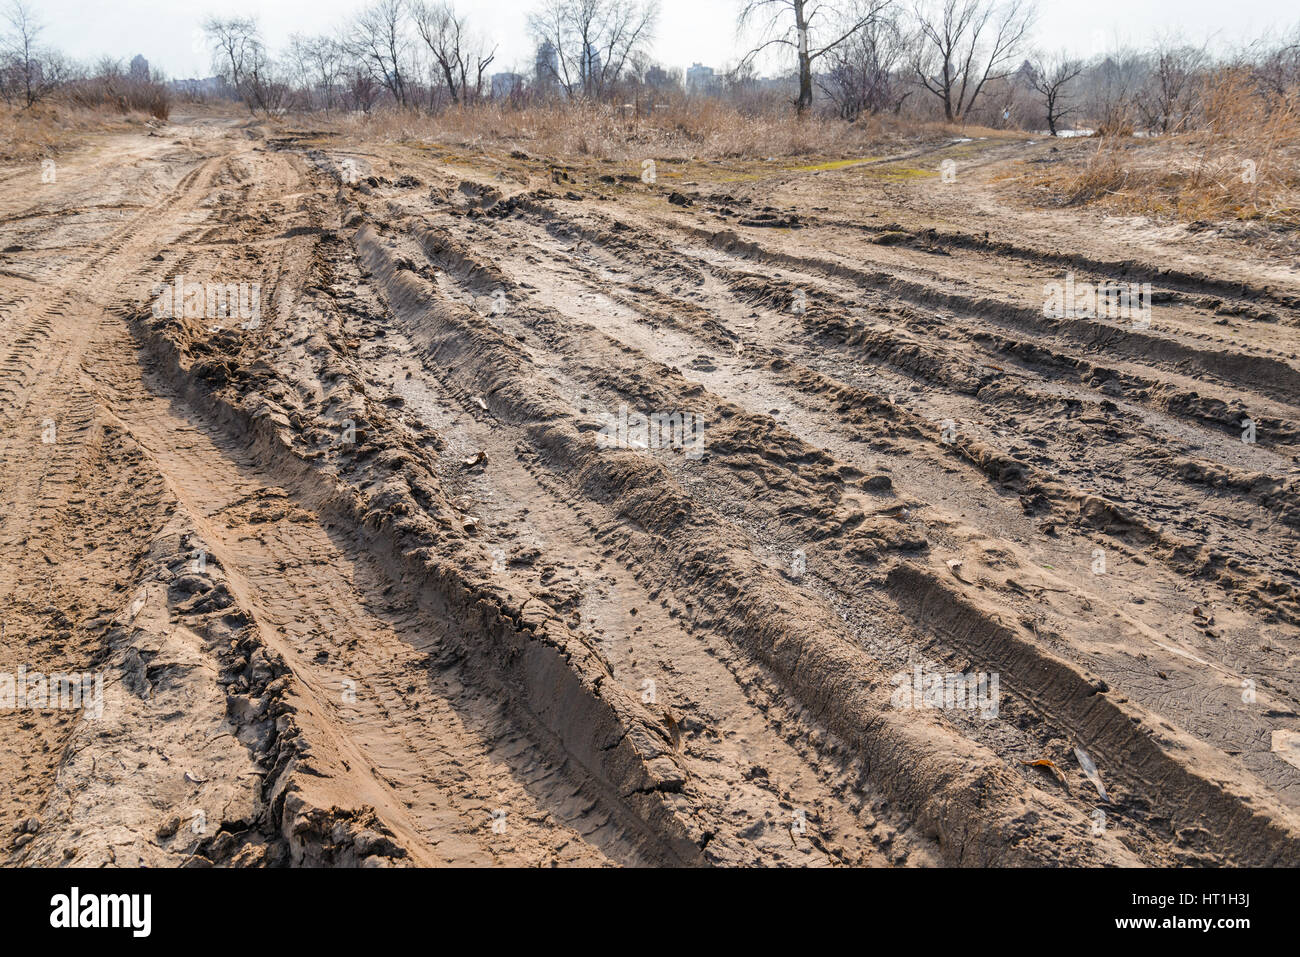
759 73 796 92
644 65 676 90
491 72 523 99
686 63 719 95
167 76 226 98
129 54 150 81
534 40 559 94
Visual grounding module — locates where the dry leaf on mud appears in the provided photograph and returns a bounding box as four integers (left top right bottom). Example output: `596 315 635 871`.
1022 758 1068 788
662 707 682 752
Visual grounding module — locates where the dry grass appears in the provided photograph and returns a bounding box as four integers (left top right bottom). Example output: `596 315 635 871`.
311 99 972 163
64 77 171 121
0 104 128 164
1019 68 1300 225
0 83 174 165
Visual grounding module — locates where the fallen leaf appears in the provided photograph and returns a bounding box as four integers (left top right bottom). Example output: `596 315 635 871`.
1271 730 1300 772
1074 747 1109 802
1022 758 1068 788
662 706 682 752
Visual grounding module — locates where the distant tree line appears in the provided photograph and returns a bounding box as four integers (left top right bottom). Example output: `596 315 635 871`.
4 0 1299 137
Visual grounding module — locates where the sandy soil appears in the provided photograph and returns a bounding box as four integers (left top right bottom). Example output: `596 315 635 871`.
1 112 1298 867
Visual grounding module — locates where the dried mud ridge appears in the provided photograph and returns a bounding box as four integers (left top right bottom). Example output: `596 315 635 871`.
1 119 1298 866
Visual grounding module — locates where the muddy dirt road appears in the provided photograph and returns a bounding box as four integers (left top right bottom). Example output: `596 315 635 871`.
1 114 1298 866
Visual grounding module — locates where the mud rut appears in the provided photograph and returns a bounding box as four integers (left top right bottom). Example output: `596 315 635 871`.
0 118 1297 866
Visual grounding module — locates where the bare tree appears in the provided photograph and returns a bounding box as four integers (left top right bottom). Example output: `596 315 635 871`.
818 1 909 118
738 0 894 114
1247 24 1300 103
349 0 414 108
345 63 383 113
528 0 659 100
1086 45 1146 135
203 16 284 115
204 17 255 93
910 0 1035 122
1027 51 1083 135
2 0 65 107
288 35 346 111
1136 38 1206 133
412 1 495 104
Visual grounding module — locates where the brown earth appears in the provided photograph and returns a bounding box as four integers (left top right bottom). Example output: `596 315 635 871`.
1 112 1298 867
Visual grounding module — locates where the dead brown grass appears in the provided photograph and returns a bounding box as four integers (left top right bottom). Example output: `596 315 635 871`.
314 99 969 163
64 77 171 122
0 103 167 164
1019 67 1300 225
0 105 106 163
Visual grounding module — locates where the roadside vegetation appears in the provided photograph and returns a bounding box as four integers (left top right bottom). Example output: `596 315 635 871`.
3 0 1298 223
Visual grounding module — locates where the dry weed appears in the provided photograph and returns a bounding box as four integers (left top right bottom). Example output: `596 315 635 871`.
313 99 959 162
1021 67 1300 225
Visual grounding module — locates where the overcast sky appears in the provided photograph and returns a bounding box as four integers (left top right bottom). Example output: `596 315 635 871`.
25 0 1300 80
